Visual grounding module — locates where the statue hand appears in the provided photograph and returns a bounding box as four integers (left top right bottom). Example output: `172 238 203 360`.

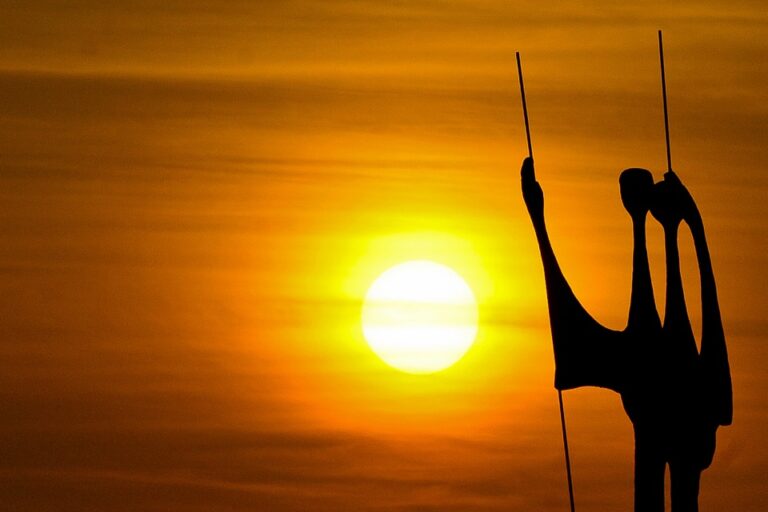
521 157 544 225
650 171 701 229
664 171 702 228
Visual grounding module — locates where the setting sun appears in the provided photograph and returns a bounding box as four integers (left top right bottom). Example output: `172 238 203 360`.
361 261 479 374
2 3 765 510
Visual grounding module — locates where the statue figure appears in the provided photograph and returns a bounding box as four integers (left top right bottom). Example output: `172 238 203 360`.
521 157 732 512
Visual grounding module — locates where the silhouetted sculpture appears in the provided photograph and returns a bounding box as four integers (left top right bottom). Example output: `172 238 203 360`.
521 157 732 512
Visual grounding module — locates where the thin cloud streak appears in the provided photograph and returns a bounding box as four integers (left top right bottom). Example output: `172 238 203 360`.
0 2 766 511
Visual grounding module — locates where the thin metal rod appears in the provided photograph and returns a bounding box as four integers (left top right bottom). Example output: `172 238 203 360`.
558 390 576 512
517 50 575 512
658 30 672 171
516 51 533 158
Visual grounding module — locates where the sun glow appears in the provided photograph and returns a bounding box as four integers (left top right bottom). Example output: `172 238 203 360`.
362 261 478 374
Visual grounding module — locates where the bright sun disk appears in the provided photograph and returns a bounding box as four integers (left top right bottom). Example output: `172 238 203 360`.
362 260 478 374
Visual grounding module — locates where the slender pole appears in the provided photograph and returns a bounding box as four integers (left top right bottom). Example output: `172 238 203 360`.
516 52 534 159
516 50 575 512
658 30 672 172
558 390 576 512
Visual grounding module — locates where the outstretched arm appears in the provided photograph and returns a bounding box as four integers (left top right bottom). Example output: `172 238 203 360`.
522 157 624 392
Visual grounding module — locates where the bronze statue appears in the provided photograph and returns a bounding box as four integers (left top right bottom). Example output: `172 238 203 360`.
521 157 732 512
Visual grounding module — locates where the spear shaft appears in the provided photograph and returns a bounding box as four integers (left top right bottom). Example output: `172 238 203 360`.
516 50 576 512
516 52 534 159
659 30 672 171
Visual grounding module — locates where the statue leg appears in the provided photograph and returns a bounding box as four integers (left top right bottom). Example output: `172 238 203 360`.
668 416 716 512
634 424 665 512
669 459 701 512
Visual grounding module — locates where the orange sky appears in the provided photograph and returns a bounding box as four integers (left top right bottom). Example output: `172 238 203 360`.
1 2 766 511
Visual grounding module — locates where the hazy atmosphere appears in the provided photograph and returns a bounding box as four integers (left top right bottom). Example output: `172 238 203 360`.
1 2 766 510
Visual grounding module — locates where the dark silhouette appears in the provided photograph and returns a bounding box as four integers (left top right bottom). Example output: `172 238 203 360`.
521 157 732 512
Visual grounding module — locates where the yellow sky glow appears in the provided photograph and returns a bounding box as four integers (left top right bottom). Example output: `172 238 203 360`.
0 2 766 511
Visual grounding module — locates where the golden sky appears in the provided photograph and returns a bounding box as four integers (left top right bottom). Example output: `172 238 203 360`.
1 1 766 510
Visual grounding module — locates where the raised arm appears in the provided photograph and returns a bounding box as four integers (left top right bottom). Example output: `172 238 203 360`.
650 175 698 366
521 157 624 392
666 172 733 425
